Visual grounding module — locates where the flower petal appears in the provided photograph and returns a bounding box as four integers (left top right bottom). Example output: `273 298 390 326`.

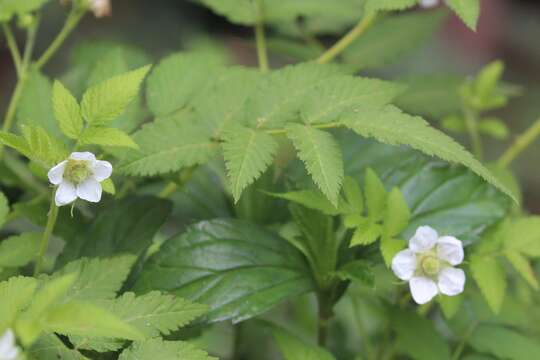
409 226 438 252
55 181 77 206
409 276 438 304
420 0 439 8
76 178 102 203
438 267 465 296
92 160 113 182
47 160 67 185
0 329 15 353
70 151 96 162
437 236 464 265
391 249 417 281
3 346 18 360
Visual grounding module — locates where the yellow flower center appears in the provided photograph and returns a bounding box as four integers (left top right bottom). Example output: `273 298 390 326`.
64 159 91 185
421 255 440 276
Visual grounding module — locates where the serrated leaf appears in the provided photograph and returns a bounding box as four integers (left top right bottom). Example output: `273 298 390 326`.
80 127 138 149
119 338 216 360
345 10 446 70
0 131 32 159
266 190 340 216
0 232 41 268
380 237 406 266
350 221 382 246
504 250 538 289
52 81 83 139
0 276 37 330
503 217 540 257
343 105 516 202
134 219 314 323
101 178 115 195
470 254 506 313
334 260 374 287
364 0 418 14
271 323 335 360
19 125 69 166
469 325 540 360
28 334 89 360
118 113 217 177
342 176 363 214
446 0 480 31
81 65 151 126
287 125 344 206
365 168 387 220
223 126 278 202
384 188 410 237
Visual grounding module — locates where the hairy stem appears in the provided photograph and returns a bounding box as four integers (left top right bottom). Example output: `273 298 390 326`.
254 0 269 73
2 24 22 76
498 117 540 167
464 108 483 160
317 14 376 65
35 7 84 69
34 193 59 276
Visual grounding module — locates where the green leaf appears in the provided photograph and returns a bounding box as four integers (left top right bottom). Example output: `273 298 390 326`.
364 0 418 14
43 301 144 341
380 236 406 266
52 256 136 302
475 61 504 102
52 80 83 139
343 105 516 202
0 0 49 22
287 125 344 206
470 254 507 313
80 126 138 149
0 276 37 330
0 192 9 228
81 65 151 126
393 309 451 360
478 117 509 139
446 0 481 31
58 196 171 265
0 131 32 159
334 260 374 287
28 334 89 360
101 178 116 195
118 113 217 177
350 220 382 246
265 190 340 216
503 217 540 257
344 10 446 69
441 115 466 133
365 168 387 220
504 250 539 289
146 52 222 117
0 233 41 268
384 188 410 237
342 176 363 214
271 323 335 360
437 294 463 319
19 125 69 166
223 126 278 202
469 325 540 360
134 219 314 323
119 338 216 360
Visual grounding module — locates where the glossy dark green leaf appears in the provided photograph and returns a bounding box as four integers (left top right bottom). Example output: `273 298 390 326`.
133 219 315 323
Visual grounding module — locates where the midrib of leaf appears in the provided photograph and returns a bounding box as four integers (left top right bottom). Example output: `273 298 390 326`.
233 130 257 197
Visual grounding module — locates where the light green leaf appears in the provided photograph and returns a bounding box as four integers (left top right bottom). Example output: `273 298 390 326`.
80 126 138 149
469 325 540 360
478 117 509 140
118 113 217 177
19 125 69 166
437 294 463 319
384 188 410 238
503 216 540 257
470 254 507 313
0 276 37 330
0 0 49 21
365 168 387 220
343 105 516 202
350 220 382 247
52 80 83 139
28 334 89 360
265 190 340 216
475 61 504 101
223 126 278 202
334 260 374 287
101 178 116 195
271 323 335 360
81 65 151 126
364 0 418 14
0 233 41 268
446 0 481 31
0 131 32 159
504 250 538 289
342 176 363 214
0 192 8 228
442 115 466 133
380 237 406 266
287 124 344 206
119 338 216 360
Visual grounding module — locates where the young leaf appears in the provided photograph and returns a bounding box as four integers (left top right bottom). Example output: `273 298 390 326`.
383 187 410 237
503 217 540 257
446 0 481 31
364 168 387 220
271 323 336 360
119 338 216 360
342 176 363 214
478 117 509 140
0 233 41 268
20 125 69 166
52 80 83 139
81 65 151 126
470 254 507 313
0 276 37 330
380 237 406 266
350 221 382 247
80 127 139 149
222 126 278 202
287 124 344 206
343 105 516 202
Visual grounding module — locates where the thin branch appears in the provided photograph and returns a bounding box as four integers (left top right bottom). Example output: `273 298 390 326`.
498 117 540 167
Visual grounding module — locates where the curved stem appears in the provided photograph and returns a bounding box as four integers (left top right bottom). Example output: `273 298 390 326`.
35 8 84 69
498 118 540 167
34 193 59 276
317 14 377 65
254 0 269 73
464 108 483 160
2 24 22 76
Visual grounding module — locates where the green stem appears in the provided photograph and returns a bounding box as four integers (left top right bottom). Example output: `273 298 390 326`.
464 108 483 160
498 117 540 167
22 16 40 67
451 321 479 360
35 7 84 69
254 0 269 73
317 291 334 347
34 193 59 276
266 121 341 135
2 24 22 76
317 14 376 65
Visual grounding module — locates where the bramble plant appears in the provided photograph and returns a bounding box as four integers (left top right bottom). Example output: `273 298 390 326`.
0 0 540 359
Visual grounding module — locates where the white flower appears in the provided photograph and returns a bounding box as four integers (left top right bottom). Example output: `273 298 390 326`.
89 0 112 18
391 226 466 305
419 0 440 8
0 329 19 360
48 152 112 207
